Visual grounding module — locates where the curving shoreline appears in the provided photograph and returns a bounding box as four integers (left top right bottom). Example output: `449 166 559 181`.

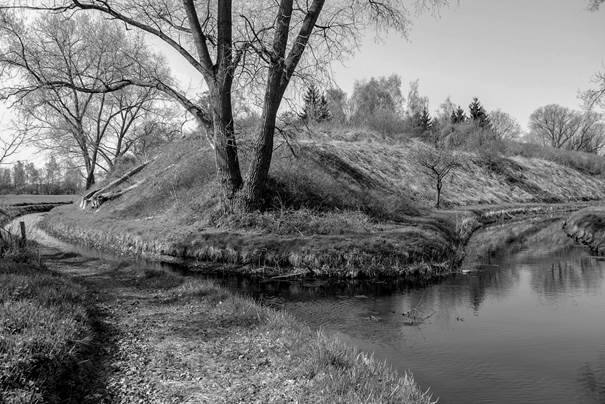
36 201 593 281
563 207 605 254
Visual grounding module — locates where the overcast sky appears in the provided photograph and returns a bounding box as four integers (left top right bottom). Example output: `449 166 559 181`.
1 0 604 163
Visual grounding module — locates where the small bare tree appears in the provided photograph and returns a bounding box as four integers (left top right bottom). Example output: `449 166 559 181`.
414 142 462 208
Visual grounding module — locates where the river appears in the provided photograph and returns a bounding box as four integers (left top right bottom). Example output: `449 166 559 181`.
9 213 605 404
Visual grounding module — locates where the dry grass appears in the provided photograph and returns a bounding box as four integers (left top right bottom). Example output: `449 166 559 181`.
0 254 94 403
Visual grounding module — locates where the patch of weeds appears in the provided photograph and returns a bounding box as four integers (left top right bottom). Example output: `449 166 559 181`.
215 208 377 235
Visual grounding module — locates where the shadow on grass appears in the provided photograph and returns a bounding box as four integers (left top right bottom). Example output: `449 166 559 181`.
49 301 120 404
0 260 119 404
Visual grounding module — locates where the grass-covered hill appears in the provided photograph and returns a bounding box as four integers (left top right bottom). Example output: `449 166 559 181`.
41 132 605 277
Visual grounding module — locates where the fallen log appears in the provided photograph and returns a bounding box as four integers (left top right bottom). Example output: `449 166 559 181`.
91 180 144 209
81 159 154 209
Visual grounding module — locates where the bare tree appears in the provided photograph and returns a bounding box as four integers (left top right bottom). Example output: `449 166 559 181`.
0 13 165 188
529 105 582 149
413 142 462 208
529 104 605 153
0 131 26 165
0 0 448 210
583 71 605 111
567 111 605 154
96 87 172 171
0 105 27 165
489 110 522 140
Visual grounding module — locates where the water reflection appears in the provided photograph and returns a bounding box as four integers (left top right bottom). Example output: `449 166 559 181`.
578 354 605 403
221 239 605 403
531 257 605 298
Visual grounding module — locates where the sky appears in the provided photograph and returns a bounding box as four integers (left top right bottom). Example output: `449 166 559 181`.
328 0 605 130
153 0 605 130
1 0 604 164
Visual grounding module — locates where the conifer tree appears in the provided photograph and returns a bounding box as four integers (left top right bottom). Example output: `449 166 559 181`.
451 106 467 124
319 94 331 121
301 84 331 123
414 108 432 132
469 97 490 128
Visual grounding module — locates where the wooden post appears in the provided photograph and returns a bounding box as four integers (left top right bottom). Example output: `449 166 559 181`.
19 221 26 247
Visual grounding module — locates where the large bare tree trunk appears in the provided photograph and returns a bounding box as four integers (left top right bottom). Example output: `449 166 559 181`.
85 170 95 190
211 0 243 203
240 77 283 209
238 0 294 210
239 0 324 210
211 85 242 200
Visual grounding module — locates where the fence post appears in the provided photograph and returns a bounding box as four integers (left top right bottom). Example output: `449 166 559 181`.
19 221 26 247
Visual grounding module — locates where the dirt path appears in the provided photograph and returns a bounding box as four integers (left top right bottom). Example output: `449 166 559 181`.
41 248 287 403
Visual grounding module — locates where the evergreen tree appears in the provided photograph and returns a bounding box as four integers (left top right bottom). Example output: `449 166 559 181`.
413 108 432 132
301 84 331 123
469 97 490 128
451 106 467 124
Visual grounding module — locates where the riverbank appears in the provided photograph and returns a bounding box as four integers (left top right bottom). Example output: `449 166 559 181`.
0 244 435 403
563 207 605 254
33 133 605 279
40 200 593 281
41 205 461 279
0 194 76 227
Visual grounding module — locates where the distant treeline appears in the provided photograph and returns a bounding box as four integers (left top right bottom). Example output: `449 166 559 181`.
0 155 82 195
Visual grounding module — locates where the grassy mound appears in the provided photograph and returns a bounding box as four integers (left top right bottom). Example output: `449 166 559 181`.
42 134 605 277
